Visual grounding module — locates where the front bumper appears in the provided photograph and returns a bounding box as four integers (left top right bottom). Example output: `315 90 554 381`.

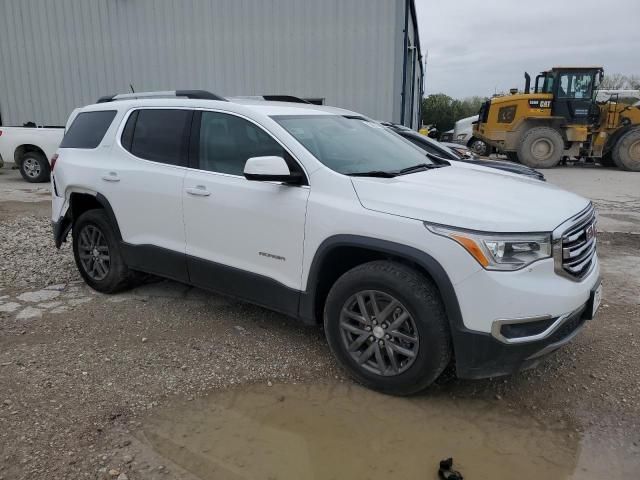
453 300 595 379
450 251 600 379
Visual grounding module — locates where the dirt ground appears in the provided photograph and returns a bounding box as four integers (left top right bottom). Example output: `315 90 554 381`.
1 166 639 479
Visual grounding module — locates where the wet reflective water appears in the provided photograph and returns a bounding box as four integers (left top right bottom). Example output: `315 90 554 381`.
142 383 636 480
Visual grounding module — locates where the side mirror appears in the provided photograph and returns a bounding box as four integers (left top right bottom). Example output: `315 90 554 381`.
243 156 302 184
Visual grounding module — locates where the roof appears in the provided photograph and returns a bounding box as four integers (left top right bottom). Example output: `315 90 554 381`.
79 94 366 119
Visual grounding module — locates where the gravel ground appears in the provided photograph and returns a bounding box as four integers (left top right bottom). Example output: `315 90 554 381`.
1 169 639 478
0 215 76 289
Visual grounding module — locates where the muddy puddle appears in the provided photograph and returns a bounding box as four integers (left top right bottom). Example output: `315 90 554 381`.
141 383 637 480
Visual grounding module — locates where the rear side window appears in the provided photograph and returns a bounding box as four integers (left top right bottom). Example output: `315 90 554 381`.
121 109 191 166
60 110 117 149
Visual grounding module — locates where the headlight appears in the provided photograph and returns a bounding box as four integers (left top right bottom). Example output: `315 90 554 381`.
425 224 551 271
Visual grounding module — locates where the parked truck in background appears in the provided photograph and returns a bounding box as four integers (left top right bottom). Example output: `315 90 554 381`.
0 125 64 182
453 115 492 157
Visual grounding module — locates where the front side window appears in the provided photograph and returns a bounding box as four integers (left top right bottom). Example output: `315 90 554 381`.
198 111 285 176
557 72 593 99
61 110 117 149
272 115 433 175
122 109 191 166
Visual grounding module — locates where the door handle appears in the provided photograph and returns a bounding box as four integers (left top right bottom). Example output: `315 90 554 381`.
185 185 211 197
101 172 120 182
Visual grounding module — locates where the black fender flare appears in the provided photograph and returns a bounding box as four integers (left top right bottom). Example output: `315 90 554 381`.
299 235 505 379
53 192 122 248
299 234 465 333
94 193 123 240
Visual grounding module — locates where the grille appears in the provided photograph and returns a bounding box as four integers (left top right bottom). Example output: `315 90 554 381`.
559 207 597 279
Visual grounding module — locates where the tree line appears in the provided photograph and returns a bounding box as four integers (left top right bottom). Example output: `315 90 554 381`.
421 95 485 133
600 73 640 90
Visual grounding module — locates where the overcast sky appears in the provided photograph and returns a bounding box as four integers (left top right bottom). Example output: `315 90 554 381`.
414 0 640 98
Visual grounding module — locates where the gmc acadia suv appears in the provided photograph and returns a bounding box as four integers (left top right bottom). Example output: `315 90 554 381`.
51 91 602 395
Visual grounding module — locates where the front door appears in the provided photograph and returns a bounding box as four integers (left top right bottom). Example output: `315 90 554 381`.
183 110 309 316
552 70 595 125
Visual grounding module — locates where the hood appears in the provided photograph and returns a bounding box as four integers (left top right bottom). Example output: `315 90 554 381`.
351 166 589 232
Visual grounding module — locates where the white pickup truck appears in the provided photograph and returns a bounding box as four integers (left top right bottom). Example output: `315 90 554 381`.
0 125 64 182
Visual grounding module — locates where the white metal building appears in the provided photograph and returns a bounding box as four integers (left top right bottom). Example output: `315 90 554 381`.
0 0 424 128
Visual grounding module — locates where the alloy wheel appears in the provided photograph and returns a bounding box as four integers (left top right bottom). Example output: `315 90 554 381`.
339 290 419 376
23 157 41 178
78 225 110 281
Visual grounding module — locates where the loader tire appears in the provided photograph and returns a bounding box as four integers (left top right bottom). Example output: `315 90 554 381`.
612 128 640 172
518 127 564 169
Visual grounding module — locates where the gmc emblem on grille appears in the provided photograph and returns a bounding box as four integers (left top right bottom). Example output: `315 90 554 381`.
585 224 595 241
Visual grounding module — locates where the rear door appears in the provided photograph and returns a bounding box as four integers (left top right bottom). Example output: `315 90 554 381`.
182 110 309 315
99 108 192 281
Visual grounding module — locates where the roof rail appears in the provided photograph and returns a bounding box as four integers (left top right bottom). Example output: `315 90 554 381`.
230 95 311 104
96 90 227 103
261 95 311 104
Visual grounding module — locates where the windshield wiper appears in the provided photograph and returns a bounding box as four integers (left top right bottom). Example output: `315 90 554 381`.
397 163 446 175
346 170 397 178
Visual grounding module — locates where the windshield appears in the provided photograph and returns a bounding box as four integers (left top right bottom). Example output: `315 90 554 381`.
272 115 434 174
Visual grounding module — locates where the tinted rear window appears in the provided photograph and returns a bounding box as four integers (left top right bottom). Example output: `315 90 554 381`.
124 109 191 165
60 110 117 149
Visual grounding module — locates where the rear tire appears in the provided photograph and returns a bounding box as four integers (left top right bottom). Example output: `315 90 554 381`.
518 127 564 168
612 128 640 171
19 151 50 183
72 209 134 293
323 261 451 396
469 138 490 156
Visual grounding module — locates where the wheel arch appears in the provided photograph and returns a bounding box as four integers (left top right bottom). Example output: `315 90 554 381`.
299 235 464 333
54 191 122 248
14 144 48 166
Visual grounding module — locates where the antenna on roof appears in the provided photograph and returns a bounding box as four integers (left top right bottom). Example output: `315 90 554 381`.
129 84 135 93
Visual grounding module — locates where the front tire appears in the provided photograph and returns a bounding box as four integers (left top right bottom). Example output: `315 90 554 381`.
19 151 50 183
469 138 491 156
612 128 640 171
518 127 564 168
72 209 134 293
324 261 451 396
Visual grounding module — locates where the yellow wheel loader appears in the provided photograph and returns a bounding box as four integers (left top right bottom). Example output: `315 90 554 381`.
473 67 640 170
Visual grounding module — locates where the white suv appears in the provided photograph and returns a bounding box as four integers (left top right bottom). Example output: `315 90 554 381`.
51 91 601 395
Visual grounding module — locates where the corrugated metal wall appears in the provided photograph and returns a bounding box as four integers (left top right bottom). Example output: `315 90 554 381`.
0 0 417 126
